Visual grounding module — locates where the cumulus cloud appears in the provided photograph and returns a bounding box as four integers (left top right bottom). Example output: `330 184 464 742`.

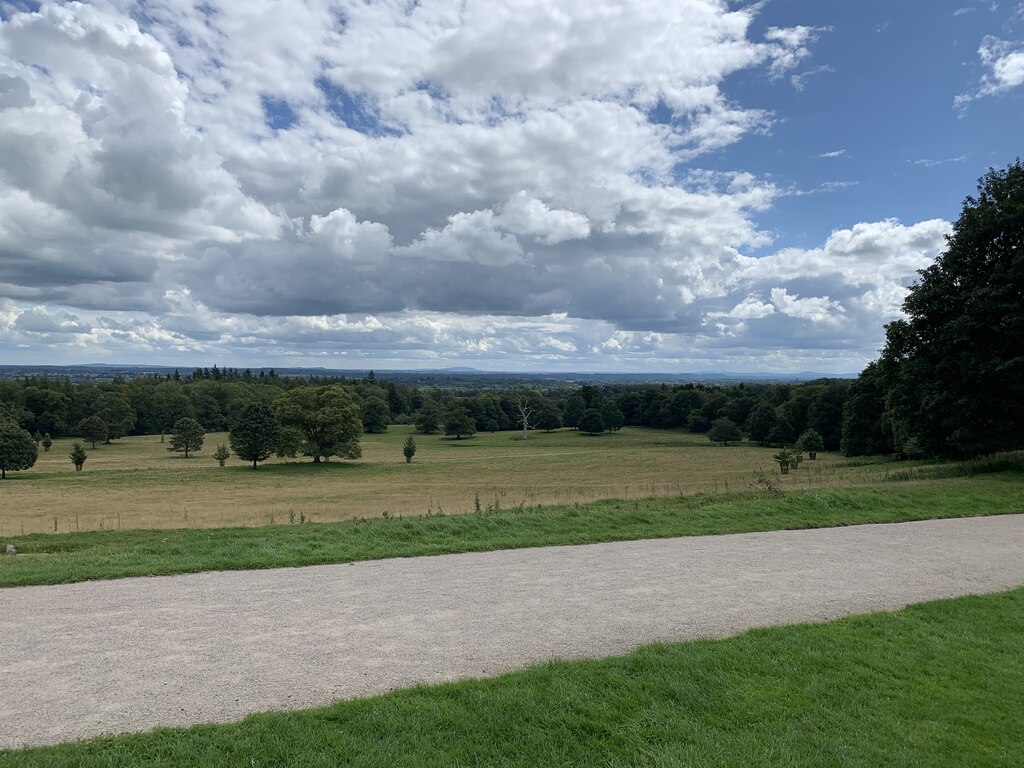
0 1 953 371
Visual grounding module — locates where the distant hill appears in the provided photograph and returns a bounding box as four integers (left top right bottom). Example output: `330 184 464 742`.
0 364 856 386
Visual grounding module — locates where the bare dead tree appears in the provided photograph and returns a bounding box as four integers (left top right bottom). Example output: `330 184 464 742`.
515 397 535 440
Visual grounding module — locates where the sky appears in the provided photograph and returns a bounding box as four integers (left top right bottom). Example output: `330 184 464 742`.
0 0 1021 373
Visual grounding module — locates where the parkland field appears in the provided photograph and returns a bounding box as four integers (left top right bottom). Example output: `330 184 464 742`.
2 426 925 536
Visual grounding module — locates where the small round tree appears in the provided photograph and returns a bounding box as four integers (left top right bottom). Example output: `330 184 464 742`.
41 433 53 452
70 442 88 472
444 408 476 440
578 408 605 436
796 428 824 460
0 423 38 479
403 434 416 463
708 417 743 446
169 417 205 458
78 415 108 449
213 444 231 467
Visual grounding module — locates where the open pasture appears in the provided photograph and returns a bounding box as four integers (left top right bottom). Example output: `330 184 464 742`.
3 426 894 535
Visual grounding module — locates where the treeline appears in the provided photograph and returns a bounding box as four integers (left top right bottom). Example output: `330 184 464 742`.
0 367 860 451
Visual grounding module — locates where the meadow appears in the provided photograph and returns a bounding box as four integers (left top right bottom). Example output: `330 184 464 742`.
2 426 906 536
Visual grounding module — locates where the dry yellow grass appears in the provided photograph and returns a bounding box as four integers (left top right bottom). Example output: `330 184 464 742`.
1 427 892 535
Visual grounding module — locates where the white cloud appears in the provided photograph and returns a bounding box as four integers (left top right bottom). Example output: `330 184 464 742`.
817 149 847 159
0 0 957 372
955 35 1024 110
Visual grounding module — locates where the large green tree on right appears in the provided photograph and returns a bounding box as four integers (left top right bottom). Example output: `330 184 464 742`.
879 160 1023 458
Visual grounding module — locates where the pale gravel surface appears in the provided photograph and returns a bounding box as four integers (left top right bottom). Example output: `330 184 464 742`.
2 514 1023 749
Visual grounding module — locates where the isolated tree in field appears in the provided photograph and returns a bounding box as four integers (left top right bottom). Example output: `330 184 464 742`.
414 402 442 434
229 401 281 469
796 428 824 459
514 397 535 440
94 391 136 442
361 395 391 434
443 407 476 439
708 417 743 446
77 415 108 449
879 160 1024 457
69 442 87 471
41 433 52 452
0 422 37 479
213 444 231 467
578 408 605 436
403 434 416 463
169 417 205 458
274 385 362 462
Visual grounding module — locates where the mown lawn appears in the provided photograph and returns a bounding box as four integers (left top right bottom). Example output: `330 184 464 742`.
4 587 1021 766
2 472 1021 587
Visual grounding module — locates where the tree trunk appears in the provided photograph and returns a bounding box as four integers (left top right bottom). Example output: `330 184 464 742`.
75 465 82 472
253 460 258 469
313 455 321 463
405 456 411 463
779 463 789 474
809 451 817 460
219 460 225 467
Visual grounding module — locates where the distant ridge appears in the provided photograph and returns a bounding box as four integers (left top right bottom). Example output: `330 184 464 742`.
0 363 857 384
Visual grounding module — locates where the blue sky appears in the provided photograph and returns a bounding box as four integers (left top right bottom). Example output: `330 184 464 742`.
0 0 1021 372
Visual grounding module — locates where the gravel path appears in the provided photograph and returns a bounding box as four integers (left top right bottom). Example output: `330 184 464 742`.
2 514 1024 749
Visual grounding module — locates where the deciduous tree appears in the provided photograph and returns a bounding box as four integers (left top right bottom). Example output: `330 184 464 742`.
879 160 1024 457
169 417 205 458
708 417 742 446
0 422 37 479
77 415 108 449
443 407 476 439
274 385 362 462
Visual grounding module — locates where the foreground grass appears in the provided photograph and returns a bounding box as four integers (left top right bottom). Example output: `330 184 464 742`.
2 472 1021 587
4 587 1022 766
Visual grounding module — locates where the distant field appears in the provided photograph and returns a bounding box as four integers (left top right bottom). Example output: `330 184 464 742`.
4 426 899 535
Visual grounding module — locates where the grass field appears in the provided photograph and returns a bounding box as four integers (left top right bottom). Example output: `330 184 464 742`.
2 426 907 535
3 587 1021 766
2 472 1021 587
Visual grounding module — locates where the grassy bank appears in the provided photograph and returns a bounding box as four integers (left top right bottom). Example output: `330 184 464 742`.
4 587 1021 766
2 472 1021 587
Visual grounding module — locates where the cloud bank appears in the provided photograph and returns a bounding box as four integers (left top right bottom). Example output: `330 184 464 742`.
0 1 951 371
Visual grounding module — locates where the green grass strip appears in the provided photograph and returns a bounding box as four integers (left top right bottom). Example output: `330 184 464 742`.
4 587 1022 766
1 472 1022 588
